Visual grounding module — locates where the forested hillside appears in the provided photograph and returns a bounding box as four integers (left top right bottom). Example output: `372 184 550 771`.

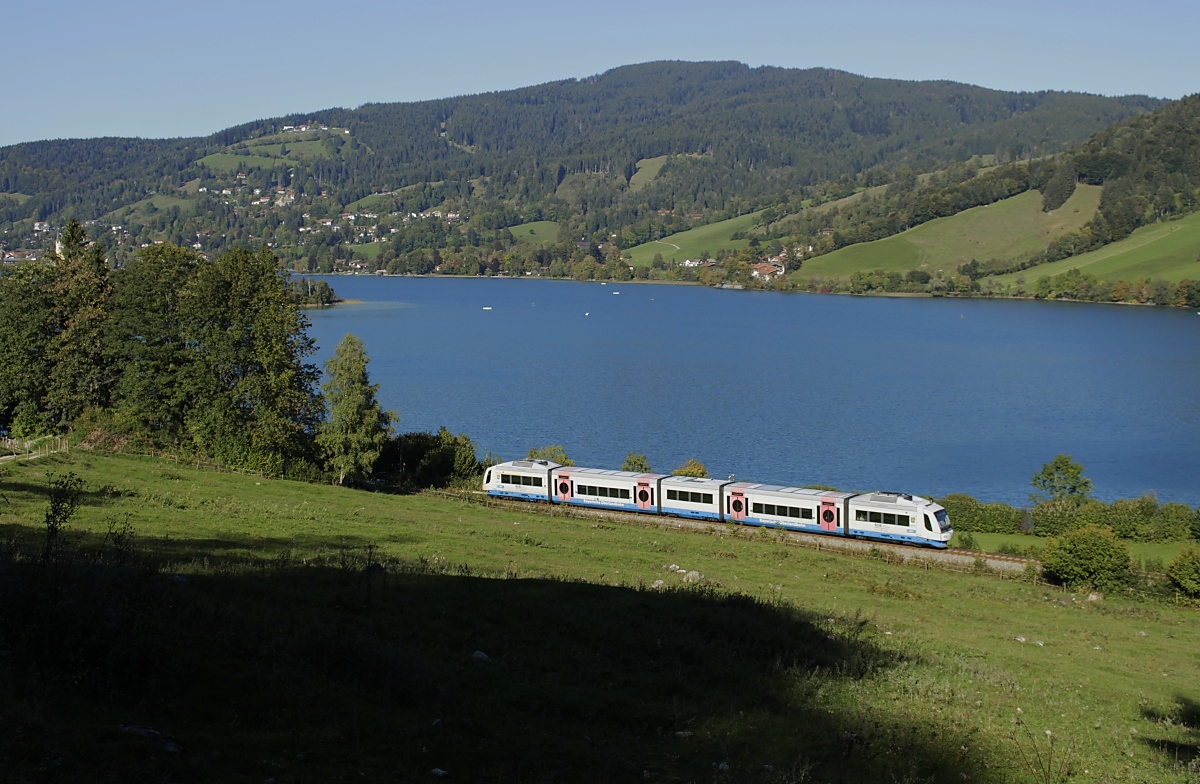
0 61 1159 263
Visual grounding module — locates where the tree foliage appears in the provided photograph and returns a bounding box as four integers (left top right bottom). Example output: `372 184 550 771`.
1167 546 1200 598
526 444 573 466
317 334 395 485
672 458 708 478
1030 454 1093 505
621 452 651 473
1040 524 1131 590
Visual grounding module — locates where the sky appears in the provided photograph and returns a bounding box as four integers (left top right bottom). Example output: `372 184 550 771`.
3 0 1198 148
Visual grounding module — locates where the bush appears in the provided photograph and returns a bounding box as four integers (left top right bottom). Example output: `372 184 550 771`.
1040 525 1131 590
955 531 979 550
937 494 1021 533
1030 498 1081 537
1167 547 1200 598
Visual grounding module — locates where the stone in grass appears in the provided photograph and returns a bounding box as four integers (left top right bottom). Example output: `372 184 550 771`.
651 579 665 589
431 768 448 777
682 570 703 583
472 650 490 662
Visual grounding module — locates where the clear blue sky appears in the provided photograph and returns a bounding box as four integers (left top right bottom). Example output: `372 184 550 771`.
3 0 1197 148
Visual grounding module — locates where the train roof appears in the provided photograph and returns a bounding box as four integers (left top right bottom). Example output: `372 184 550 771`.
731 483 854 499
559 467 665 480
494 459 561 470
659 475 730 489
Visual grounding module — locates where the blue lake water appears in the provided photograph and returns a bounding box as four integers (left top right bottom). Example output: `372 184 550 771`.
305 276 1200 506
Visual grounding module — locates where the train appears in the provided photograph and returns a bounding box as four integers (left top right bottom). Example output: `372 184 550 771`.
483 459 954 548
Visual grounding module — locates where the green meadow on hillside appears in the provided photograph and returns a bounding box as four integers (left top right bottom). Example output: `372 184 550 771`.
1 451 1197 782
995 210 1200 286
796 185 1102 279
626 211 764 265
628 155 668 191
509 219 561 245
198 152 284 172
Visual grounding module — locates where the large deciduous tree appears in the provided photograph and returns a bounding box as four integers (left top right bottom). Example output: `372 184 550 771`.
1030 453 1093 505
317 334 394 485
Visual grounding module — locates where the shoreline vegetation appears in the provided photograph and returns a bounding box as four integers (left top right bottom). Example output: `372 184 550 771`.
309 269 1199 310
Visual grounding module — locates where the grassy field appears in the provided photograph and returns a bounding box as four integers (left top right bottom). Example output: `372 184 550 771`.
198 152 285 172
1 450 1197 782
626 211 764 266
994 210 1200 286
628 155 668 191
1 192 32 204
795 186 1102 279
246 139 334 161
509 219 561 245
104 193 194 221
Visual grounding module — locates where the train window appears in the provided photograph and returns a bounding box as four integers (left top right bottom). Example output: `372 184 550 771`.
788 507 800 518
752 502 762 513
501 474 510 484
883 513 896 525
897 515 908 525
667 490 677 501
620 489 630 499
869 511 882 523
598 487 609 497
855 510 867 522
522 476 533 486
800 508 813 519
485 470 492 484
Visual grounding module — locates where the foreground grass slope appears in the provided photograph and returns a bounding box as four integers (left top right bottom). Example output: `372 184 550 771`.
796 185 1102 279
1 451 1197 782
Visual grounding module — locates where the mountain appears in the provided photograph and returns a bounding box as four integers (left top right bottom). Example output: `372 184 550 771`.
0 61 1162 238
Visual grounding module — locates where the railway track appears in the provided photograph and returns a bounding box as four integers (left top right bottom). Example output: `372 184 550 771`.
444 491 1035 575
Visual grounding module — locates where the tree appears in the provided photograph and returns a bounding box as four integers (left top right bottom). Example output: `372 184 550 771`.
621 452 651 473
526 444 573 466
106 244 202 445
1166 546 1200 598
1030 454 1093 505
180 247 322 475
1040 524 1131 590
317 334 395 485
672 458 708 478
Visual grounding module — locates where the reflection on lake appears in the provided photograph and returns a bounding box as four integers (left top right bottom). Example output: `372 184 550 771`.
306 276 1200 506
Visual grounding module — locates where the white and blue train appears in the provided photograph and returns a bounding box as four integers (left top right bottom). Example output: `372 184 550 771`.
483 460 954 548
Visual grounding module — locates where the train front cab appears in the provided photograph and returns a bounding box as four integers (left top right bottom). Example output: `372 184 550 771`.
846 493 950 548
484 460 558 502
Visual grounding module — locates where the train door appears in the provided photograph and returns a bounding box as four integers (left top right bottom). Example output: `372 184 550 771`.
636 481 653 510
555 472 572 503
820 499 839 531
728 490 747 522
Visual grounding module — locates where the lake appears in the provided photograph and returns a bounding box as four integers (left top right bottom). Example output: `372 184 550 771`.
305 276 1200 506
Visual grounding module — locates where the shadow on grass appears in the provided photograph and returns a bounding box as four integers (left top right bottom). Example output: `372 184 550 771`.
0 541 993 783
1140 696 1200 772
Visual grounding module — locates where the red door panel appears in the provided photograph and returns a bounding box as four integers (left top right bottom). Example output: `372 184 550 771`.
636 481 652 510
820 500 838 531
556 472 572 502
729 491 746 522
